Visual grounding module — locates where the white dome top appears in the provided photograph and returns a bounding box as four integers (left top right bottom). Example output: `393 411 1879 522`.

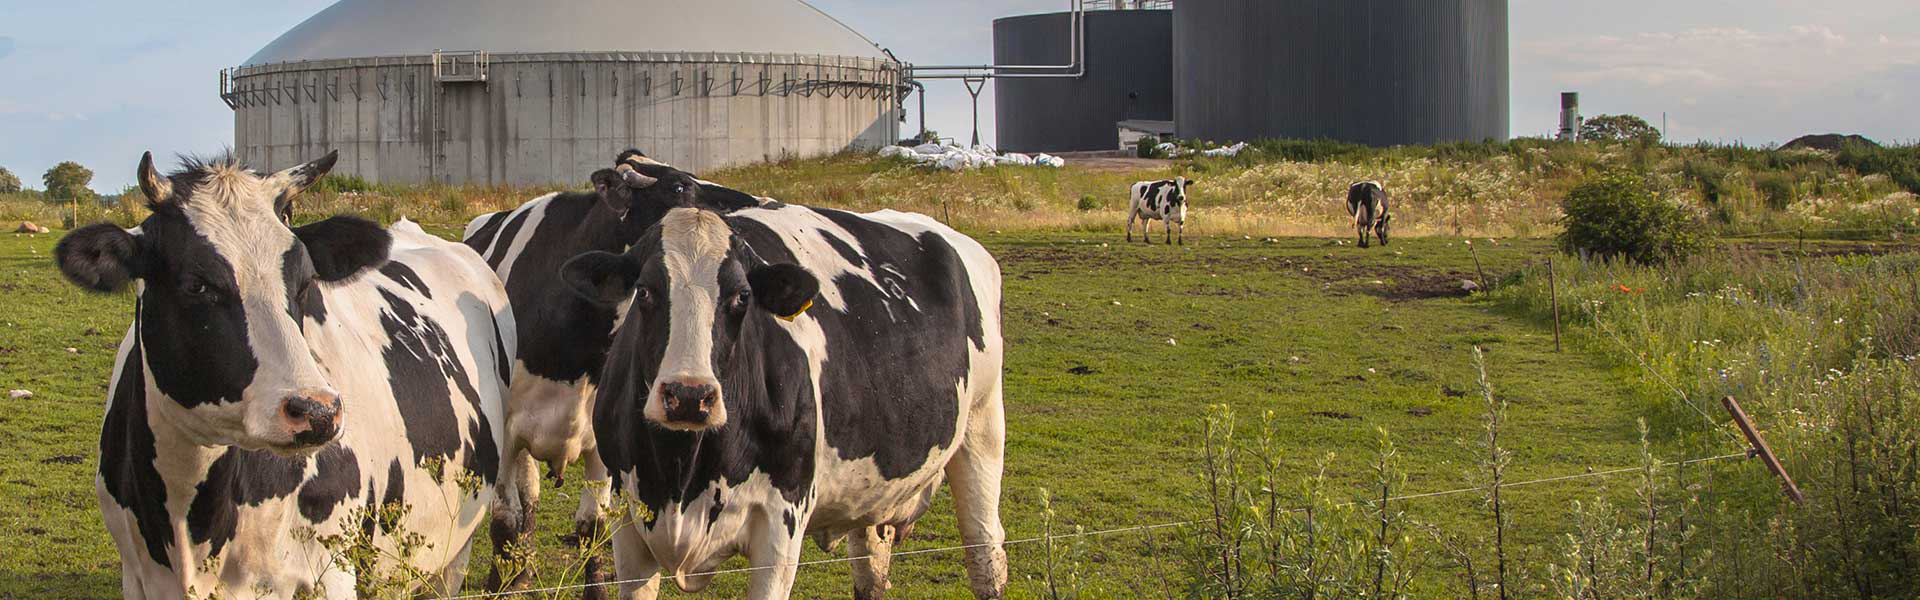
243 0 887 66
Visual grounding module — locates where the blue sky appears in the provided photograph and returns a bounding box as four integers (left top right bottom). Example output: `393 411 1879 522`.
2 0 1917 191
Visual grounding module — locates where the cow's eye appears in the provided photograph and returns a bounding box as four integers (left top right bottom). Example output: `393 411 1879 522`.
673 183 688 194
632 287 655 310
185 281 219 301
729 290 751 312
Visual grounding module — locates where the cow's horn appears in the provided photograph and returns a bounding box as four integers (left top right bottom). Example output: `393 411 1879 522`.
622 169 658 188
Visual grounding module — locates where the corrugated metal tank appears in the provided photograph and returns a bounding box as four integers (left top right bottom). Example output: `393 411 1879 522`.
992 9 1173 153
225 0 902 186
1173 0 1509 146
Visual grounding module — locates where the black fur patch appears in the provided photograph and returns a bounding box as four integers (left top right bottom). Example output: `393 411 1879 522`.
379 262 432 298
187 447 306 559
297 445 361 522
378 289 498 481
99 322 174 568
294 216 391 282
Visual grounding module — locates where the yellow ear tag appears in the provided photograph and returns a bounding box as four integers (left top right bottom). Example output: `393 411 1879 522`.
778 299 813 322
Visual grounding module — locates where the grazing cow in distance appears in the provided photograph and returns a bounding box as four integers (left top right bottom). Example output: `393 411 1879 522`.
560 166 1008 599
57 151 517 598
461 149 761 593
1128 177 1194 245
1347 180 1392 248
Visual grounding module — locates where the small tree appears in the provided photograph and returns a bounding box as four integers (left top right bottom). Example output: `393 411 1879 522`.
1558 170 1707 265
43 161 95 200
0 166 21 193
1580 114 1661 144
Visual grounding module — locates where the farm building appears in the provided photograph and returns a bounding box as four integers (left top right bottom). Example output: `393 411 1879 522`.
1172 0 1509 146
223 0 906 186
992 5 1174 153
993 0 1509 152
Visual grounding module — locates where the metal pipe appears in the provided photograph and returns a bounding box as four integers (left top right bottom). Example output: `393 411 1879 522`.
908 79 928 141
910 0 1085 72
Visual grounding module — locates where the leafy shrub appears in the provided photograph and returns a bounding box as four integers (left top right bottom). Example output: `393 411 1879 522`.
0 166 20 193
1558 171 1706 265
313 173 375 195
1681 159 1730 205
1834 141 1920 194
1580 114 1662 144
1076 195 1100 211
1136 135 1160 159
1250 138 1378 163
1753 171 1797 210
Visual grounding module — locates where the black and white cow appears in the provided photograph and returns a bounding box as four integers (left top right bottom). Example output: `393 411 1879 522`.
57 152 517 598
559 167 1008 599
461 149 760 592
1346 180 1392 248
1127 177 1194 245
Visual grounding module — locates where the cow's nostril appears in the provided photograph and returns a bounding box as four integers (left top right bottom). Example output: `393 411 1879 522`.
284 400 310 420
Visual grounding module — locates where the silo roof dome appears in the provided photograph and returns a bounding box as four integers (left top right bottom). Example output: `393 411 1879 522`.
243 0 888 66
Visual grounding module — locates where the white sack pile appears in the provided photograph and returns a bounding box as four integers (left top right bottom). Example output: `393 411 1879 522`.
879 144 1064 171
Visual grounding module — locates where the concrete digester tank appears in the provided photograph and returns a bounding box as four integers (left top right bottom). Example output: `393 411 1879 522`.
1173 0 1509 146
992 8 1174 153
223 0 905 185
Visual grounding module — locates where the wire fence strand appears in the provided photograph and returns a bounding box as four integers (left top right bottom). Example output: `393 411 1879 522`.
448 452 1749 599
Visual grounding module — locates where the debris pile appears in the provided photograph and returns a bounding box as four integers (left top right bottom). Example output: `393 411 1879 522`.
879 144 1065 171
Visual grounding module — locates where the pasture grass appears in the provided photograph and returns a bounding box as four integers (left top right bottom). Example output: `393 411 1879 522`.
3 226 1674 598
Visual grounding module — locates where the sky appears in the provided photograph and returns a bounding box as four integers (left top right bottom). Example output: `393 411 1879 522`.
1 0 1917 191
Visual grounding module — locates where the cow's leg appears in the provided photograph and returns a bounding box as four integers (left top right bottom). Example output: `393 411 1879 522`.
1143 219 1154 244
1125 212 1135 242
577 450 615 600
745 511 808 600
850 524 898 600
488 449 541 592
1177 220 1185 245
1165 220 1172 245
1356 222 1370 248
611 524 661 600
947 382 1008 599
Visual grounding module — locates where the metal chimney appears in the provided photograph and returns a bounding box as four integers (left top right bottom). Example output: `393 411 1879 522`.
1557 92 1581 141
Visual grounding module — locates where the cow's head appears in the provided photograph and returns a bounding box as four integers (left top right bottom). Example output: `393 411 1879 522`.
589 152 730 240
1173 177 1195 219
55 151 388 455
561 208 817 432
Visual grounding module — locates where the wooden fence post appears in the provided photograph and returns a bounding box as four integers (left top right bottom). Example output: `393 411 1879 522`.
1722 396 1806 504
1548 256 1562 353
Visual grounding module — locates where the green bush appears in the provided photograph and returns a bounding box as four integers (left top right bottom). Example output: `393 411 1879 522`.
0 166 20 193
1250 138 1378 163
1835 141 1920 194
1580 114 1662 144
313 173 375 195
1136 135 1160 159
1754 171 1797 210
1558 171 1706 265
1076 195 1100 211
1681 159 1730 205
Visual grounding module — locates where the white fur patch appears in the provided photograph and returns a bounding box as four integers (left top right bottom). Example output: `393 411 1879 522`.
651 209 733 429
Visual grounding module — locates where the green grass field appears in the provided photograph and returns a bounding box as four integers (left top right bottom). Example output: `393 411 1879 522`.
0 223 1674 598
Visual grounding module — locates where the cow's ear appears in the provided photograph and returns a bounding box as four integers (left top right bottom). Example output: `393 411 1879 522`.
591 168 624 212
294 216 391 281
1183 177 1198 187
561 251 640 306
272 151 339 198
747 263 819 321
56 224 143 293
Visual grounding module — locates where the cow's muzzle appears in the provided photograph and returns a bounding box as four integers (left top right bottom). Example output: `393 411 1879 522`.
282 390 343 448
656 379 721 429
